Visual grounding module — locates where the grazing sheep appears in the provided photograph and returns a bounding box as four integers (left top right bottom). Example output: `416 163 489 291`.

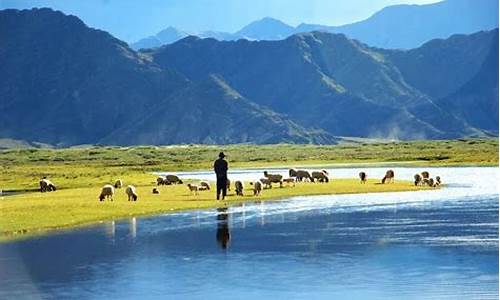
422 178 430 186
259 178 272 189
311 170 329 183
99 184 115 201
435 176 441 186
199 185 209 191
250 181 262 196
39 179 56 192
152 188 160 194
263 171 283 187
414 174 422 186
235 181 244 196
359 172 367 184
166 175 183 185
381 170 395 184
125 185 138 201
157 176 167 186
114 179 123 189
187 183 199 195
200 181 211 190
283 177 296 186
421 171 430 179
428 178 435 187
289 169 313 181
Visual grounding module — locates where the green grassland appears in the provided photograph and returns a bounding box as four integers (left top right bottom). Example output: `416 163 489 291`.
0 138 497 240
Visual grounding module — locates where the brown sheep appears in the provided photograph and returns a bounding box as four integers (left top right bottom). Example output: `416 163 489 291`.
381 170 395 184
359 172 367 184
250 181 262 196
421 171 430 179
311 170 329 183
125 185 138 201
235 181 244 196
187 183 199 195
259 178 272 189
435 176 441 186
414 174 422 186
263 171 283 187
283 177 296 186
289 169 313 182
114 179 123 189
166 175 183 184
428 178 435 187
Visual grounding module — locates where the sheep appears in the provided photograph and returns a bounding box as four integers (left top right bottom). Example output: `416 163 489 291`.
289 169 313 182
414 174 422 186
359 172 367 184
99 184 115 201
311 170 329 183
187 183 199 195
250 181 262 196
263 171 283 187
421 171 430 179
39 179 56 192
422 178 430 186
235 181 244 196
283 177 296 186
381 170 395 184
198 185 209 191
166 175 183 185
125 185 138 201
200 181 211 190
435 176 441 186
156 176 167 185
259 178 272 189
114 179 123 189
152 188 160 194
428 178 435 187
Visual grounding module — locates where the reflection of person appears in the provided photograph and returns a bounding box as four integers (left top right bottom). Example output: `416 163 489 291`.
216 207 231 249
213 152 228 200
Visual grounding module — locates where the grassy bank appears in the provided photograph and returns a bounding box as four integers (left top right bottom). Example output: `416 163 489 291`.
0 138 496 240
1 179 431 240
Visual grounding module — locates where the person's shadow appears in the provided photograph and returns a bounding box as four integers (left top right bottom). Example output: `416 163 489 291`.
216 207 231 250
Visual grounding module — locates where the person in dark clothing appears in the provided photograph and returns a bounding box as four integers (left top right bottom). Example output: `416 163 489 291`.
216 207 231 249
214 152 228 200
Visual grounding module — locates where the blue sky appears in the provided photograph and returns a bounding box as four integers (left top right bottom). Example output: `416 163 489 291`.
0 0 442 42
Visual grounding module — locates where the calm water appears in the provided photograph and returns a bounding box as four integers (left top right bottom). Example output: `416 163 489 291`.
1 167 498 299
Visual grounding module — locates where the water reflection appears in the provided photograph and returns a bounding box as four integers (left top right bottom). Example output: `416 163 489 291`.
129 217 137 239
216 207 231 250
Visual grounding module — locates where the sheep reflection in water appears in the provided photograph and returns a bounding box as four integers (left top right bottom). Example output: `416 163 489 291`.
216 207 231 250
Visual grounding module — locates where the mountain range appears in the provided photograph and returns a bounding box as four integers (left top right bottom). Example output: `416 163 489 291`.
0 8 498 146
131 0 498 50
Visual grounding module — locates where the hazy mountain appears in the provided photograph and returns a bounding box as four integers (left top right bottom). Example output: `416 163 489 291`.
235 17 295 40
0 8 331 146
150 30 495 139
298 0 498 49
132 26 189 49
0 8 496 146
131 0 498 50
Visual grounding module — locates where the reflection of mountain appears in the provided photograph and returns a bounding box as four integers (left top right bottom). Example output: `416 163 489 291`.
131 0 498 49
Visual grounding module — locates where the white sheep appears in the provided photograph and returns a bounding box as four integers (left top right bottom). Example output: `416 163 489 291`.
99 184 115 201
200 181 211 190
39 178 56 192
125 185 138 201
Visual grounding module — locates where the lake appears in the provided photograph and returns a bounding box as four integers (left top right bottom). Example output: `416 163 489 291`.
0 167 498 299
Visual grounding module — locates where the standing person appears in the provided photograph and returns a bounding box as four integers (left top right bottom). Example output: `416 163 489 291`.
214 152 228 200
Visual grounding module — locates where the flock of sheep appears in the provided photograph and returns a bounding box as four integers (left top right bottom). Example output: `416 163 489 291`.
36 168 441 202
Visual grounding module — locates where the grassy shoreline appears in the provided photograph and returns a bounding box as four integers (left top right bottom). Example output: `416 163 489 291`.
0 138 496 241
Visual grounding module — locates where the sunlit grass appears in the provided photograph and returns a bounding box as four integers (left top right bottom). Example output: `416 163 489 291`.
0 179 431 240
